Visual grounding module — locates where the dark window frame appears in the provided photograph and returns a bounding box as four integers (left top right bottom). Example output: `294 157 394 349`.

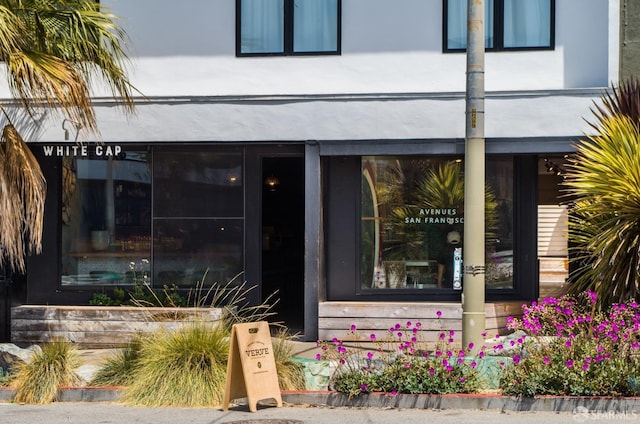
236 0 342 57
443 0 555 53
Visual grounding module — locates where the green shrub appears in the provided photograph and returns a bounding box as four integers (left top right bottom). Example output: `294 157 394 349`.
500 293 640 396
317 318 484 398
10 339 80 404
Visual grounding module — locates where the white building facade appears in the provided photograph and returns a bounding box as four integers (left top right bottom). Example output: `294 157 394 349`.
15 0 618 340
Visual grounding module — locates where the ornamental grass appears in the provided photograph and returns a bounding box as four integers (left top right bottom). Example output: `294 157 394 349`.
89 335 143 387
120 321 229 407
10 338 80 404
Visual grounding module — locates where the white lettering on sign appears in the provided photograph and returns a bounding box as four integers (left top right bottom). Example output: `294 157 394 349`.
404 208 463 225
42 144 123 157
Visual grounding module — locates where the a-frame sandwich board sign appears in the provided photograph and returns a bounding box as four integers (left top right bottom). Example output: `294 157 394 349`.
222 321 283 412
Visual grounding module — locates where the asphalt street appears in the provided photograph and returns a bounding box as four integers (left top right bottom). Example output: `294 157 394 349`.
0 402 619 424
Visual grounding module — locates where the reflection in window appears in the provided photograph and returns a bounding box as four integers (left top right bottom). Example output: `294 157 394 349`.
238 0 340 55
153 148 244 287
61 152 151 286
361 156 513 291
61 148 246 290
445 0 552 51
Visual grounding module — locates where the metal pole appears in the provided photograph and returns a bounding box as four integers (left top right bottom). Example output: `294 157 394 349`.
462 0 486 352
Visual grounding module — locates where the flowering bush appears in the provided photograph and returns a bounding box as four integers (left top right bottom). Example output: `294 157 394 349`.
316 317 485 398
499 291 640 396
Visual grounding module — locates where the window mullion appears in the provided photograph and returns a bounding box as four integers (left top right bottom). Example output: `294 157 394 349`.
493 0 504 50
284 0 294 54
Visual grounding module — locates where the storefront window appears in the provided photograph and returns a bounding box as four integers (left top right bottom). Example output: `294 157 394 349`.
61 147 245 289
61 151 152 286
361 156 513 291
153 149 244 287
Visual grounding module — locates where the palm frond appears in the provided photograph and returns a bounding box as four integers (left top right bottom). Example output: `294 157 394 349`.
565 113 640 306
0 123 46 271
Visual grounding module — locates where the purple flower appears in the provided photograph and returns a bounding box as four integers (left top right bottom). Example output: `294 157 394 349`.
406 321 412 327
468 342 474 350
460 377 466 383
470 361 477 368
370 333 376 341
566 360 574 368
543 357 550 364
360 383 368 392
315 353 322 360
367 352 374 360
429 368 435 375
350 324 357 331
436 311 442 318
391 390 398 396
513 354 521 364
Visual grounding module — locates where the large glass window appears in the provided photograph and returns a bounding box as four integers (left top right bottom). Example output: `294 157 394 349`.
61 151 152 286
153 149 244 287
445 0 553 51
360 156 513 291
237 0 340 55
61 147 245 289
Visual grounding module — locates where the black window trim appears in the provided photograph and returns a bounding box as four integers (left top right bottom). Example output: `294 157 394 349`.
236 0 342 57
442 0 556 53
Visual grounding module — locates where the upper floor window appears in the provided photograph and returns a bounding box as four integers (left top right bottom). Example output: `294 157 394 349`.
237 0 340 56
444 0 554 52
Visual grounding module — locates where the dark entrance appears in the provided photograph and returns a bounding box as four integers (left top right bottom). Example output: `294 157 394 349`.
261 157 305 332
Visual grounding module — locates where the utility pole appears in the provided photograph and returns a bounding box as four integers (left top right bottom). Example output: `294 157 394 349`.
462 0 486 352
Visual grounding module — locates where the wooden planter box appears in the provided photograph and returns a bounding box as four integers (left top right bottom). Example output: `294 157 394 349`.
10 305 225 348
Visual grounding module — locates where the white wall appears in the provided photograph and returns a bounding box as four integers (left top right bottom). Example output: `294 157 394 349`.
100 0 614 98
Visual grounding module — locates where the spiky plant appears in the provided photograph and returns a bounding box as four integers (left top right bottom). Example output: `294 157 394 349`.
271 327 305 391
89 335 143 387
120 322 230 407
10 338 80 404
564 113 640 307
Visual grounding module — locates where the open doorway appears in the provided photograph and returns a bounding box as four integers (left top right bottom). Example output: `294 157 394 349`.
261 157 305 332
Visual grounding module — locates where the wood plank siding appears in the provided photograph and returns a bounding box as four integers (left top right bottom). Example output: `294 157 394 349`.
11 305 224 348
318 301 523 343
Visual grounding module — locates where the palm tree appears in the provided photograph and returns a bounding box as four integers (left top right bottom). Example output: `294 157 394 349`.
0 0 136 271
564 78 640 307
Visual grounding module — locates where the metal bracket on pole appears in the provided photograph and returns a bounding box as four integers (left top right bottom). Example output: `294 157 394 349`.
464 265 485 276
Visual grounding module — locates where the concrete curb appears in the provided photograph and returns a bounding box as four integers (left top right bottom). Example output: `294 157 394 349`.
2 386 640 413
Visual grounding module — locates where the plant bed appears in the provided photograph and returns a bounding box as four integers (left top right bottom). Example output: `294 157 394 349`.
10 305 225 348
